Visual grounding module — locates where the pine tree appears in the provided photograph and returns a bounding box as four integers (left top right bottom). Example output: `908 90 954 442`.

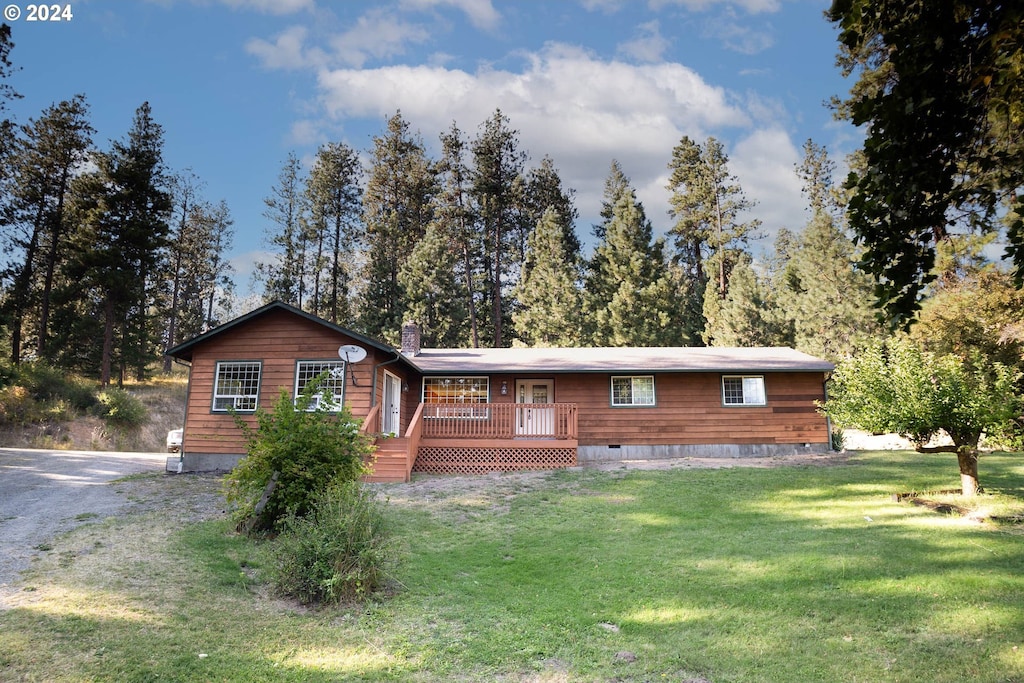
523 156 580 258
0 23 19 192
667 136 761 344
430 123 481 346
0 22 17 114
512 207 583 346
360 111 436 343
593 160 629 241
703 257 788 347
471 109 527 347
1 95 94 363
305 142 361 324
161 170 203 371
584 169 683 346
160 190 235 372
775 142 880 360
65 102 171 384
398 221 469 347
202 200 235 330
256 153 306 307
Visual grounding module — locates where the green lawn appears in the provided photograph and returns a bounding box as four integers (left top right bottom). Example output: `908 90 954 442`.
2 450 1023 682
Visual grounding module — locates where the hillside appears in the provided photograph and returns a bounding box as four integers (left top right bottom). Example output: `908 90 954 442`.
0 379 188 453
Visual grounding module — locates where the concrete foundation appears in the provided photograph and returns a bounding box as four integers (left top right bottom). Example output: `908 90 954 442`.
577 442 830 463
166 452 244 473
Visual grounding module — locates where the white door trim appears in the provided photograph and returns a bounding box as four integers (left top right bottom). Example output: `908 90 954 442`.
382 371 402 437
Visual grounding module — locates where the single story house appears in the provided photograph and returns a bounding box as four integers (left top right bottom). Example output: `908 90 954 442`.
166 301 835 482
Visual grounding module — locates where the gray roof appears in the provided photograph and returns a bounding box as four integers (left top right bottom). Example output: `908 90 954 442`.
407 346 834 374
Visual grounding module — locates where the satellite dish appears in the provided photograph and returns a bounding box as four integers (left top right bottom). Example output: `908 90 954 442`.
338 344 367 363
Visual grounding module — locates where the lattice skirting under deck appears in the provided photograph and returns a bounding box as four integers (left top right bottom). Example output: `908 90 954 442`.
413 447 577 475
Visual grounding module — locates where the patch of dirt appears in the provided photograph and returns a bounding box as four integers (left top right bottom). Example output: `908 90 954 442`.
375 450 853 516
0 381 187 453
109 471 228 523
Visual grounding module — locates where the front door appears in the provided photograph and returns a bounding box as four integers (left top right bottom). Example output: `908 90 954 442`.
516 379 554 437
382 371 401 437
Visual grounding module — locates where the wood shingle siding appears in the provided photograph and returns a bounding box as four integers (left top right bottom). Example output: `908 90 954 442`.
555 372 827 447
179 309 412 456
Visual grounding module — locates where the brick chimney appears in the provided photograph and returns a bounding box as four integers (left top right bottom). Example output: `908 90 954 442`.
401 321 421 357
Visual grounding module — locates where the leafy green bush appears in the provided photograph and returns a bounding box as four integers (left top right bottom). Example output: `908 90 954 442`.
94 388 148 431
0 385 43 426
0 361 99 422
224 378 374 532
270 482 396 605
20 363 97 410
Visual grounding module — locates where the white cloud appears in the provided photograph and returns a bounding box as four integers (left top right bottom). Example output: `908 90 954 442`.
288 119 324 146
316 43 756 241
330 7 432 67
730 127 803 242
649 0 781 14
218 0 314 15
245 25 316 70
618 20 671 63
579 0 627 13
400 0 501 30
704 13 775 54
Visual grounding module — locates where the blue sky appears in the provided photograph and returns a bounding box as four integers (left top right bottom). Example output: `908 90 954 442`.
6 0 855 297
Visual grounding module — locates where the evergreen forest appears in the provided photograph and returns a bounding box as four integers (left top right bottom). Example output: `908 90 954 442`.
1 8 1022 411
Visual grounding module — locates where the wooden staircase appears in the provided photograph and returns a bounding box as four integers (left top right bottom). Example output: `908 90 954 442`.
363 437 413 483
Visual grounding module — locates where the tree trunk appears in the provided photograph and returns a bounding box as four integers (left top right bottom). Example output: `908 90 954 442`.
101 295 115 387
957 446 980 497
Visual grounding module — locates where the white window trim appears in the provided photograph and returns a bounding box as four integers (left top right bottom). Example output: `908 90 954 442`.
294 360 346 412
610 375 656 407
722 375 767 406
212 361 262 413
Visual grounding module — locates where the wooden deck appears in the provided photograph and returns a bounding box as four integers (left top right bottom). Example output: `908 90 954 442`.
361 402 579 482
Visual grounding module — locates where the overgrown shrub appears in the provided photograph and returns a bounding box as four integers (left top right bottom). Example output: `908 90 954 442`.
19 363 97 410
271 482 396 604
94 388 148 431
0 385 42 426
224 378 375 532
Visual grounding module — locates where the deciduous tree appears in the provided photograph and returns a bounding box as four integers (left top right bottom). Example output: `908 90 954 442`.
829 0 1024 324
823 337 1021 496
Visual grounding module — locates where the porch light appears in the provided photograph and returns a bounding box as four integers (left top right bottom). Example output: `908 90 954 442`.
500 380 508 395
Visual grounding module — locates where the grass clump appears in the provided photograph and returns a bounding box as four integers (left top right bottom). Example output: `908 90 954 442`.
271 482 396 605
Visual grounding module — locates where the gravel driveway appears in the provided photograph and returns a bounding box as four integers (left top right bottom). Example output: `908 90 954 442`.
0 447 167 608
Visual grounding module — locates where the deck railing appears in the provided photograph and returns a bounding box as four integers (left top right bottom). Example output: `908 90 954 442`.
420 402 577 440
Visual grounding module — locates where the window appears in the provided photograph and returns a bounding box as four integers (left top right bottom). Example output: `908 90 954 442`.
294 360 346 411
423 377 489 417
611 375 656 407
212 361 262 412
722 375 766 406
